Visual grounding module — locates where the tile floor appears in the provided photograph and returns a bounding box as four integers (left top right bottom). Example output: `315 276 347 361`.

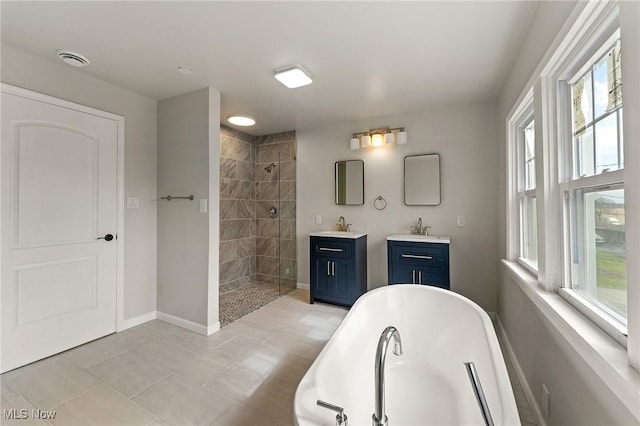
1 289 536 425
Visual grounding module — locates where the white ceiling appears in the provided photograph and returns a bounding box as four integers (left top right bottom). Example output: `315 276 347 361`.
1 1 537 135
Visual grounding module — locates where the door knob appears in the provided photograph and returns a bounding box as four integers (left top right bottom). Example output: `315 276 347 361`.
97 234 114 241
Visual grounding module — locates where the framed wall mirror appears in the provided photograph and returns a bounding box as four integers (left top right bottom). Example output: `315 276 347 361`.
404 154 440 206
335 160 364 205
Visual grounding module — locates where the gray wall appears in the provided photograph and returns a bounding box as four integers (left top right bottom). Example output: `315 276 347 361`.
497 1 639 424
1 44 158 321
297 101 499 312
157 88 218 326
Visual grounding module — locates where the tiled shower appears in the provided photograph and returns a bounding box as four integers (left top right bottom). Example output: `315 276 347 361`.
219 126 297 300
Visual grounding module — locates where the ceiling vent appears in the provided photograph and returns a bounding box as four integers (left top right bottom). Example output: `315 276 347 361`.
56 50 90 67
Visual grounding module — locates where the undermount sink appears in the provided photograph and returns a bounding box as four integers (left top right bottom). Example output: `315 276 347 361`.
310 230 367 239
387 234 450 244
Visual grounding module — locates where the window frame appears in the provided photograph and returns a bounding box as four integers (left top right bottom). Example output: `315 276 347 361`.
507 89 538 276
555 28 628 346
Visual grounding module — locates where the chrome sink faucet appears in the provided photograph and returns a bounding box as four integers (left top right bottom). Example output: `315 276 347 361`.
336 216 351 232
372 326 403 426
411 217 430 235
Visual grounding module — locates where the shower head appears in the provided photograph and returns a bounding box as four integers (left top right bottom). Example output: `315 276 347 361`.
264 163 277 173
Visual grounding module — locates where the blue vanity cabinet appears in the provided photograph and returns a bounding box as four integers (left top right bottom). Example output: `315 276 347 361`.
387 239 450 289
310 234 367 307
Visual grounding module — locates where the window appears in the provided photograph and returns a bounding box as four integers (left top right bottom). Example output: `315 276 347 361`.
519 119 538 268
560 32 627 331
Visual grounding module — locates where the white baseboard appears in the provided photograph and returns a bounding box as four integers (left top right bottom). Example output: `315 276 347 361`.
496 316 548 426
156 311 209 336
207 321 221 336
296 282 310 290
119 311 157 331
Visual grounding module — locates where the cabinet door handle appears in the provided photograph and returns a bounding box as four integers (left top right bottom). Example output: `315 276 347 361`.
327 261 331 276
412 270 416 284
319 247 343 252
418 270 423 284
402 254 433 260
332 261 335 276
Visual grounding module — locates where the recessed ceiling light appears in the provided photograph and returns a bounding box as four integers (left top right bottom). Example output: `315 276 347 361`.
56 49 90 67
274 64 312 89
228 115 256 126
177 66 193 76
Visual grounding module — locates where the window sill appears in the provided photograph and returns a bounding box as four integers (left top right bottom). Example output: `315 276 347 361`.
502 259 640 421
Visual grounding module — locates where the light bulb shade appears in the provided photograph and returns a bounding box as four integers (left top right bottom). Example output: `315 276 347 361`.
350 137 360 150
396 130 408 145
371 133 383 147
384 132 395 145
361 134 372 147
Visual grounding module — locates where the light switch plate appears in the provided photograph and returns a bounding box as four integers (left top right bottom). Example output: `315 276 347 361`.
315 214 322 225
126 197 139 209
457 215 465 227
199 198 208 213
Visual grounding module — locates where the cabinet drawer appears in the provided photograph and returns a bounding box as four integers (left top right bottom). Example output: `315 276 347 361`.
389 243 444 269
310 237 353 259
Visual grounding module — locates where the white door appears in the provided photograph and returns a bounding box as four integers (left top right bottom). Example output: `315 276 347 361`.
1 88 119 372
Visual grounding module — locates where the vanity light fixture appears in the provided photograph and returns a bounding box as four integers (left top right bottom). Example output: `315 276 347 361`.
228 115 256 126
349 127 407 150
274 64 313 88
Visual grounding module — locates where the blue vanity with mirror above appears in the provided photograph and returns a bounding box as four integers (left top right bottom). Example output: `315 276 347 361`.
387 234 450 289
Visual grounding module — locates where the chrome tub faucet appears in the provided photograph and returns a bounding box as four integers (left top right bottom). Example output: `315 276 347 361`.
372 326 403 426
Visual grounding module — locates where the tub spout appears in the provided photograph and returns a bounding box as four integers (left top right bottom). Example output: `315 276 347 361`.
372 326 402 426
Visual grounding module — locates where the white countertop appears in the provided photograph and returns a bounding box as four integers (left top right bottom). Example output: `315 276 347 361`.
387 234 450 244
310 231 367 239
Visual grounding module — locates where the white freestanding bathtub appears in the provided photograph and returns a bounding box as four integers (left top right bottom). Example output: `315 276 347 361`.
294 285 520 426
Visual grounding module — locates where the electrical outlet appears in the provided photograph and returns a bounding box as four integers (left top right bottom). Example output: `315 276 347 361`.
542 384 550 417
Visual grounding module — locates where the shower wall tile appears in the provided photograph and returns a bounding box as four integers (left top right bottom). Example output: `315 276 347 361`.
255 163 278 183
219 127 297 292
220 219 254 241
256 142 293 163
237 160 255 182
256 200 276 219
221 137 253 162
280 220 295 239
275 131 296 143
220 158 236 179
279 201 296 220
237 200 255 219
256 219 278 238
220 178 238 199
255 182 279 200
254 135 274 145
279 239 296 259
220 200 237 221
219 240 237 264
236 180 252 200
258 256 279 276
279 181 296 201
256 273 277 285
237 237 256 259
256 238 276 257
279 161 295 181
279 258 296 279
